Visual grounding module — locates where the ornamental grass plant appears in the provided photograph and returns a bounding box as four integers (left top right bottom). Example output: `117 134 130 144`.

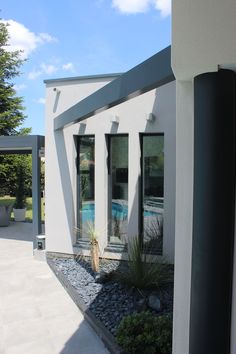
75 221 100 272
115 235 173 290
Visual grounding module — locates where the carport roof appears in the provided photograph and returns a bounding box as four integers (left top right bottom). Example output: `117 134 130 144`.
0 135 44 154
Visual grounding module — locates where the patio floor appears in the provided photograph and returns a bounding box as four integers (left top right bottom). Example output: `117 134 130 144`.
0 222 110 354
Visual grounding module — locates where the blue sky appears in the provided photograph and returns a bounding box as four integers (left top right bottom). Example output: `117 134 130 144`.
2 0 171 135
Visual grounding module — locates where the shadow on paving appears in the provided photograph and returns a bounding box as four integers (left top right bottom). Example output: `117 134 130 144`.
57 321 110 354
0 231 109 354
0 221 33 242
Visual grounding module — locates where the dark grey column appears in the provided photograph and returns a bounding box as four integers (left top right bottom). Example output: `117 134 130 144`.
32 136 42 247
190 70 236 354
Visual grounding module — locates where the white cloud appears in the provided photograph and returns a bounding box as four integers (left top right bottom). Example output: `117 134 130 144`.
38 33 56 43
13 83 27 91
154 0 171 17
28 69 42 80
112 0 171 16
28 63 58 80
34 97 45 105
1 19 57 59
112 0 150 13
62 62 75 72
40 63 58 75
28 61 76 80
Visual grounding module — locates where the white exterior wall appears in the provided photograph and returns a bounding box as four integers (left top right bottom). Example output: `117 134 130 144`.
172 80 194 354
45 77 176 262
172 0 236 81
172 1 236 353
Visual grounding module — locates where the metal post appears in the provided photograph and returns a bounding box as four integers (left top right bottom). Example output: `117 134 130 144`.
190 70 236 354
32 136 42 248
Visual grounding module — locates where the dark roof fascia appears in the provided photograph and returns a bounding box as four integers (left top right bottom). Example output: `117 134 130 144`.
44 73 122 85
0 135 45 151
0 149 32 155
54 46 174 131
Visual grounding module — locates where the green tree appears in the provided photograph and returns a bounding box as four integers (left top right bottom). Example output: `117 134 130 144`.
0 154 32 197
14 161 27 209
0 19 32 197
0 19 26 135
0 128 32 196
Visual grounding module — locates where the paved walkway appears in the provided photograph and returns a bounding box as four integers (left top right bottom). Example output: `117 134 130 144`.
0 222 110 354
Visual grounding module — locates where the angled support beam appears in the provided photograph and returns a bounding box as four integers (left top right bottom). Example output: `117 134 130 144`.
54 46 174 130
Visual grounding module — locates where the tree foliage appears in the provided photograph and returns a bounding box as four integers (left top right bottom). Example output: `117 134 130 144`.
0 19 33 197
0 154 32 197
14 160 27 208
0 19 26 135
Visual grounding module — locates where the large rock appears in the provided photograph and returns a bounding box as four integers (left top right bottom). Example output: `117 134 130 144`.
148 293 161 312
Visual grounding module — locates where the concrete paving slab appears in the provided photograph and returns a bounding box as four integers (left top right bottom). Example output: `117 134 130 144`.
0 222 110 354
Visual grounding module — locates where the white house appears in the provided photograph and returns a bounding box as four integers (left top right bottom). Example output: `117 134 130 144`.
44 1 236 352
44 71 176 263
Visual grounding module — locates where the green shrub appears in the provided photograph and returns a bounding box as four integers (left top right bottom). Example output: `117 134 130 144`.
116 311 172 354
115 235 173 290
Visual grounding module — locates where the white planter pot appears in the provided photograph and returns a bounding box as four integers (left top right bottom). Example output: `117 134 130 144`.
13 208 26 222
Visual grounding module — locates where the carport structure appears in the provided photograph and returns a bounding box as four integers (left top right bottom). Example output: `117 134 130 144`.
0 135 45 249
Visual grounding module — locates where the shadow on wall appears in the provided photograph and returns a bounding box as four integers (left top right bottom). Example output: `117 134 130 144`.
110 121 119 134
78 122 86 135
53 90 61 113
54 130 76 248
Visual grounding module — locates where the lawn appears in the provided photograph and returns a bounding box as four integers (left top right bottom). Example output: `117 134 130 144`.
0 196 45 222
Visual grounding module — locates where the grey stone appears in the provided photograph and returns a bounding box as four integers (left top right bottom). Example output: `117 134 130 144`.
136 298 147 312
148 293 161 312
51 256 172 336
95 270 113 284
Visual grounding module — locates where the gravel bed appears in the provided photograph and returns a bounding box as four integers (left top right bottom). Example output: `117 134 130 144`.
51 256 173 336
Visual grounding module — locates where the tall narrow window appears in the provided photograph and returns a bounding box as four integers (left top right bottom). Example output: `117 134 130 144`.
77 136 95 240
108 135 128 244
142 134 164 253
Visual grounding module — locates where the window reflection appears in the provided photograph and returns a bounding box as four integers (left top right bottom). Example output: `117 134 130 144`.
109 135 128 244
142 135 164 253
77 136 95 240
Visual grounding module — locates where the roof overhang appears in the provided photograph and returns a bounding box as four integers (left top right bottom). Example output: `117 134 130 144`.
54 45 174 131
0 135 45 154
